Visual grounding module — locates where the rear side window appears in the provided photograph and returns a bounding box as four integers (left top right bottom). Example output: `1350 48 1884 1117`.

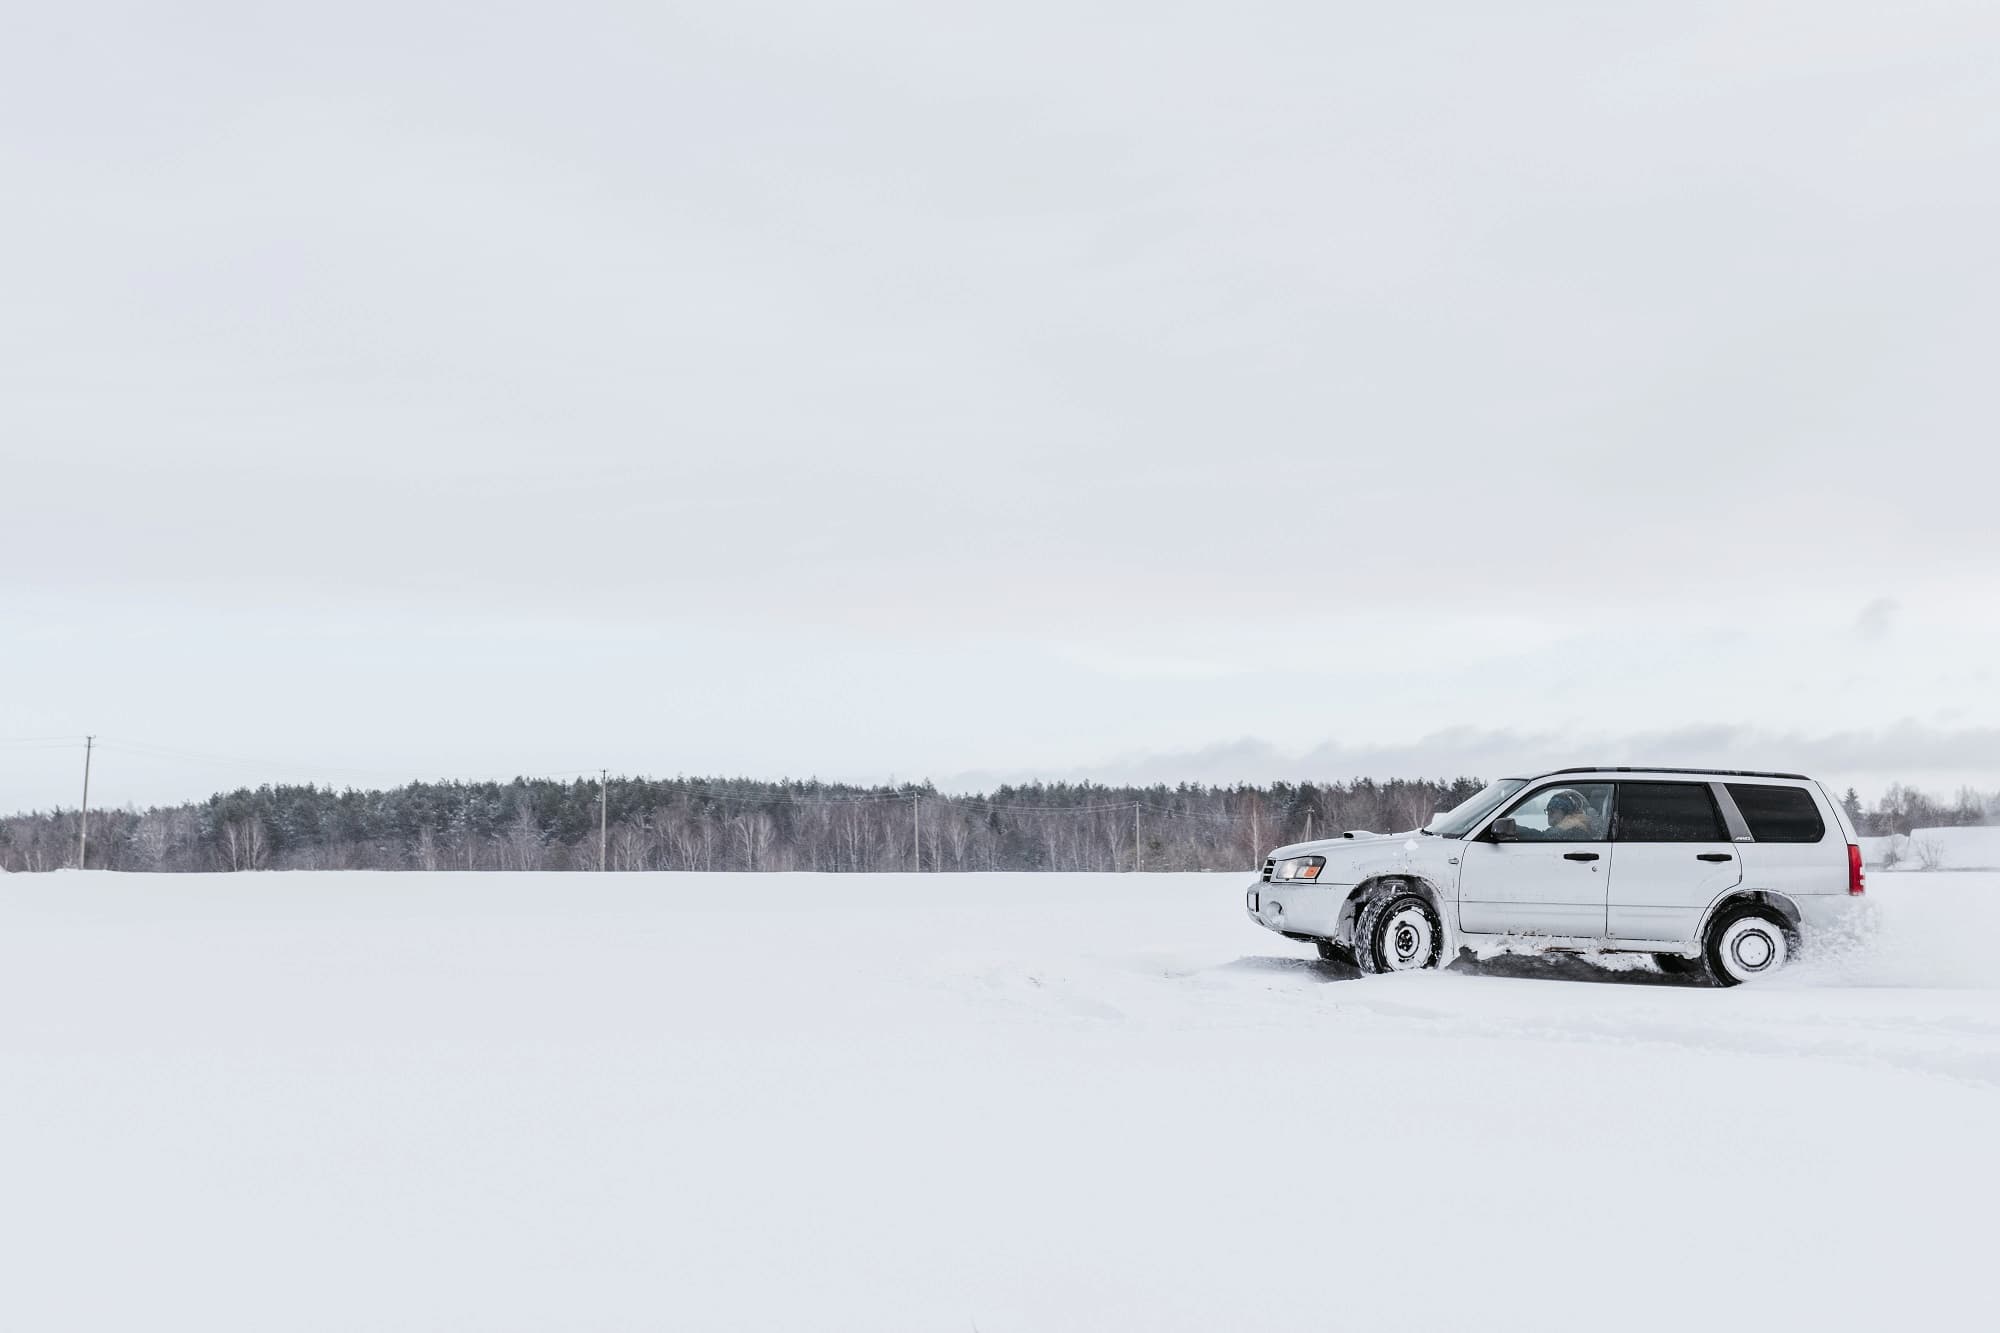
1726 784 1826 843
1615 783 1726 842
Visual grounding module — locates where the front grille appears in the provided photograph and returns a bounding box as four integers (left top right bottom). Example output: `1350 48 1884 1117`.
1261 857 1275 882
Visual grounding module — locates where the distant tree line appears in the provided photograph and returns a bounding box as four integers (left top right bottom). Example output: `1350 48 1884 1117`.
1841 783 1999 837
1 775 1486 873
5 776 1991 874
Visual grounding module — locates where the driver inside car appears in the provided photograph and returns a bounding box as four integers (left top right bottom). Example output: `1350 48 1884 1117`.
1540 788 1597 840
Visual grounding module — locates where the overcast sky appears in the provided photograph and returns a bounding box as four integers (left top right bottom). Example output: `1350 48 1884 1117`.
4 0 1998 815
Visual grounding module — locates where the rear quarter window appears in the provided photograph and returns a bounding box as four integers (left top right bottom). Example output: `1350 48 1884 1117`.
1726 784 1827 843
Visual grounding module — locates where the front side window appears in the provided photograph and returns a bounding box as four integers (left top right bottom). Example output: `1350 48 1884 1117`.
1430 779 1527 838
1726 784 1826 843
1616 782 1725 842
1498 783 1613 841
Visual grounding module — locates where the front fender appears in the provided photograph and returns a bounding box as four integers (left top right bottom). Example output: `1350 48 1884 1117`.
1323 836 1457 894
1341 869 1461 960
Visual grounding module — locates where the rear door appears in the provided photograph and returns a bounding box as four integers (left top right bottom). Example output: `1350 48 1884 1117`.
1458 782 1613 937
1606 781 1741 942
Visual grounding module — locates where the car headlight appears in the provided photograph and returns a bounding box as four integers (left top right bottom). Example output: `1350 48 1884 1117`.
1270 855 1325 882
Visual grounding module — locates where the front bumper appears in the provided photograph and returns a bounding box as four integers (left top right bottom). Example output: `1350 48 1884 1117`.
1245 880 1349 940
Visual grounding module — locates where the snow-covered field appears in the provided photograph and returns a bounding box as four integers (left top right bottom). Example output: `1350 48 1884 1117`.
1908 826 2000 870
4 870 1997 1332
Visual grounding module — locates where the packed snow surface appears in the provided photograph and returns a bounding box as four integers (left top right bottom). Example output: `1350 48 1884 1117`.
4 870 1998 1332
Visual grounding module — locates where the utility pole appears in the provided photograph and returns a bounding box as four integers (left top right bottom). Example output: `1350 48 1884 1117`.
912 794 921 872
77 735 95 870
1305 809 1314 843
599 769 609 872
1133 802 1141 872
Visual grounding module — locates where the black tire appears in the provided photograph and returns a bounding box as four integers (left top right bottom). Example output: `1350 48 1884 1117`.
1354 882 1444 975
1316 940 1356 966
1703 904 1797 987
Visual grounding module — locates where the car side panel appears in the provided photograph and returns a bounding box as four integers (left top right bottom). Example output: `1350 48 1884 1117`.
1731 782 1848 900
1457 838 1610 936
1606 842 1741 942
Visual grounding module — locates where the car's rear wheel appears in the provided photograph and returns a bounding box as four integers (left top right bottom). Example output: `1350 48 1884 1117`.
1354 883 1443 975
1705 905 1794 986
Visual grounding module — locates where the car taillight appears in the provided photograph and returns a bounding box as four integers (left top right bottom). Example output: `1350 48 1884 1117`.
1848 844 1865 896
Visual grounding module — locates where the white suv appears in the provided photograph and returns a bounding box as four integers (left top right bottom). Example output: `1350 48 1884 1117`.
1245 768 1868 985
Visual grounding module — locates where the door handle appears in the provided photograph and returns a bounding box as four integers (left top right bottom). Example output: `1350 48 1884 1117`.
1696 853 1733 862
1563 852 1600 862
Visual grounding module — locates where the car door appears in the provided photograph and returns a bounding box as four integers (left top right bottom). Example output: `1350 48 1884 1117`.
1605 781 1742 942
1457 782 1613 937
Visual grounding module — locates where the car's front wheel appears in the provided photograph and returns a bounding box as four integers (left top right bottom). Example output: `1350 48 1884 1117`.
1354 882 1444 975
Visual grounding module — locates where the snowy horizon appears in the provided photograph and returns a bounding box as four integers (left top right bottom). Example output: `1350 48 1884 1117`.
6 722 2000 820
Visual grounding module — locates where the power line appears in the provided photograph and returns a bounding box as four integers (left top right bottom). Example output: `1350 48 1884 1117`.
96 738 446 781
653 785 917 807
97 738 607 785
950 797 1140 814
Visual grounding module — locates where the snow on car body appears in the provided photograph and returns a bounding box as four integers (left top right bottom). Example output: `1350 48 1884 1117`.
1245 767 1868 985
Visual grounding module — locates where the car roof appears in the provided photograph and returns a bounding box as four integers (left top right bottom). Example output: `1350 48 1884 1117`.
1525 766 1811 782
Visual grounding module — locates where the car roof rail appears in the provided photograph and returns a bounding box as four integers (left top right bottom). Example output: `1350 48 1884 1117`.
1536 766 1811 781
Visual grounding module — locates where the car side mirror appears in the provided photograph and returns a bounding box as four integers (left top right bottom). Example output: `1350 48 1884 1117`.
1487 817 1518 841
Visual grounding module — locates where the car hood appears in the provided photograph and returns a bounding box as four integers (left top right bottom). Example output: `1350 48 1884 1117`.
1266 829 1425 860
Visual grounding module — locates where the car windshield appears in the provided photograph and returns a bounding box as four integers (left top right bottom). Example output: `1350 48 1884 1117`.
1425 779 1528 839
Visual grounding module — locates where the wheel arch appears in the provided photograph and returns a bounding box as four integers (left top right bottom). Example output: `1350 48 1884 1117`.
1700 887 1802 944
1342 874 1451 942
